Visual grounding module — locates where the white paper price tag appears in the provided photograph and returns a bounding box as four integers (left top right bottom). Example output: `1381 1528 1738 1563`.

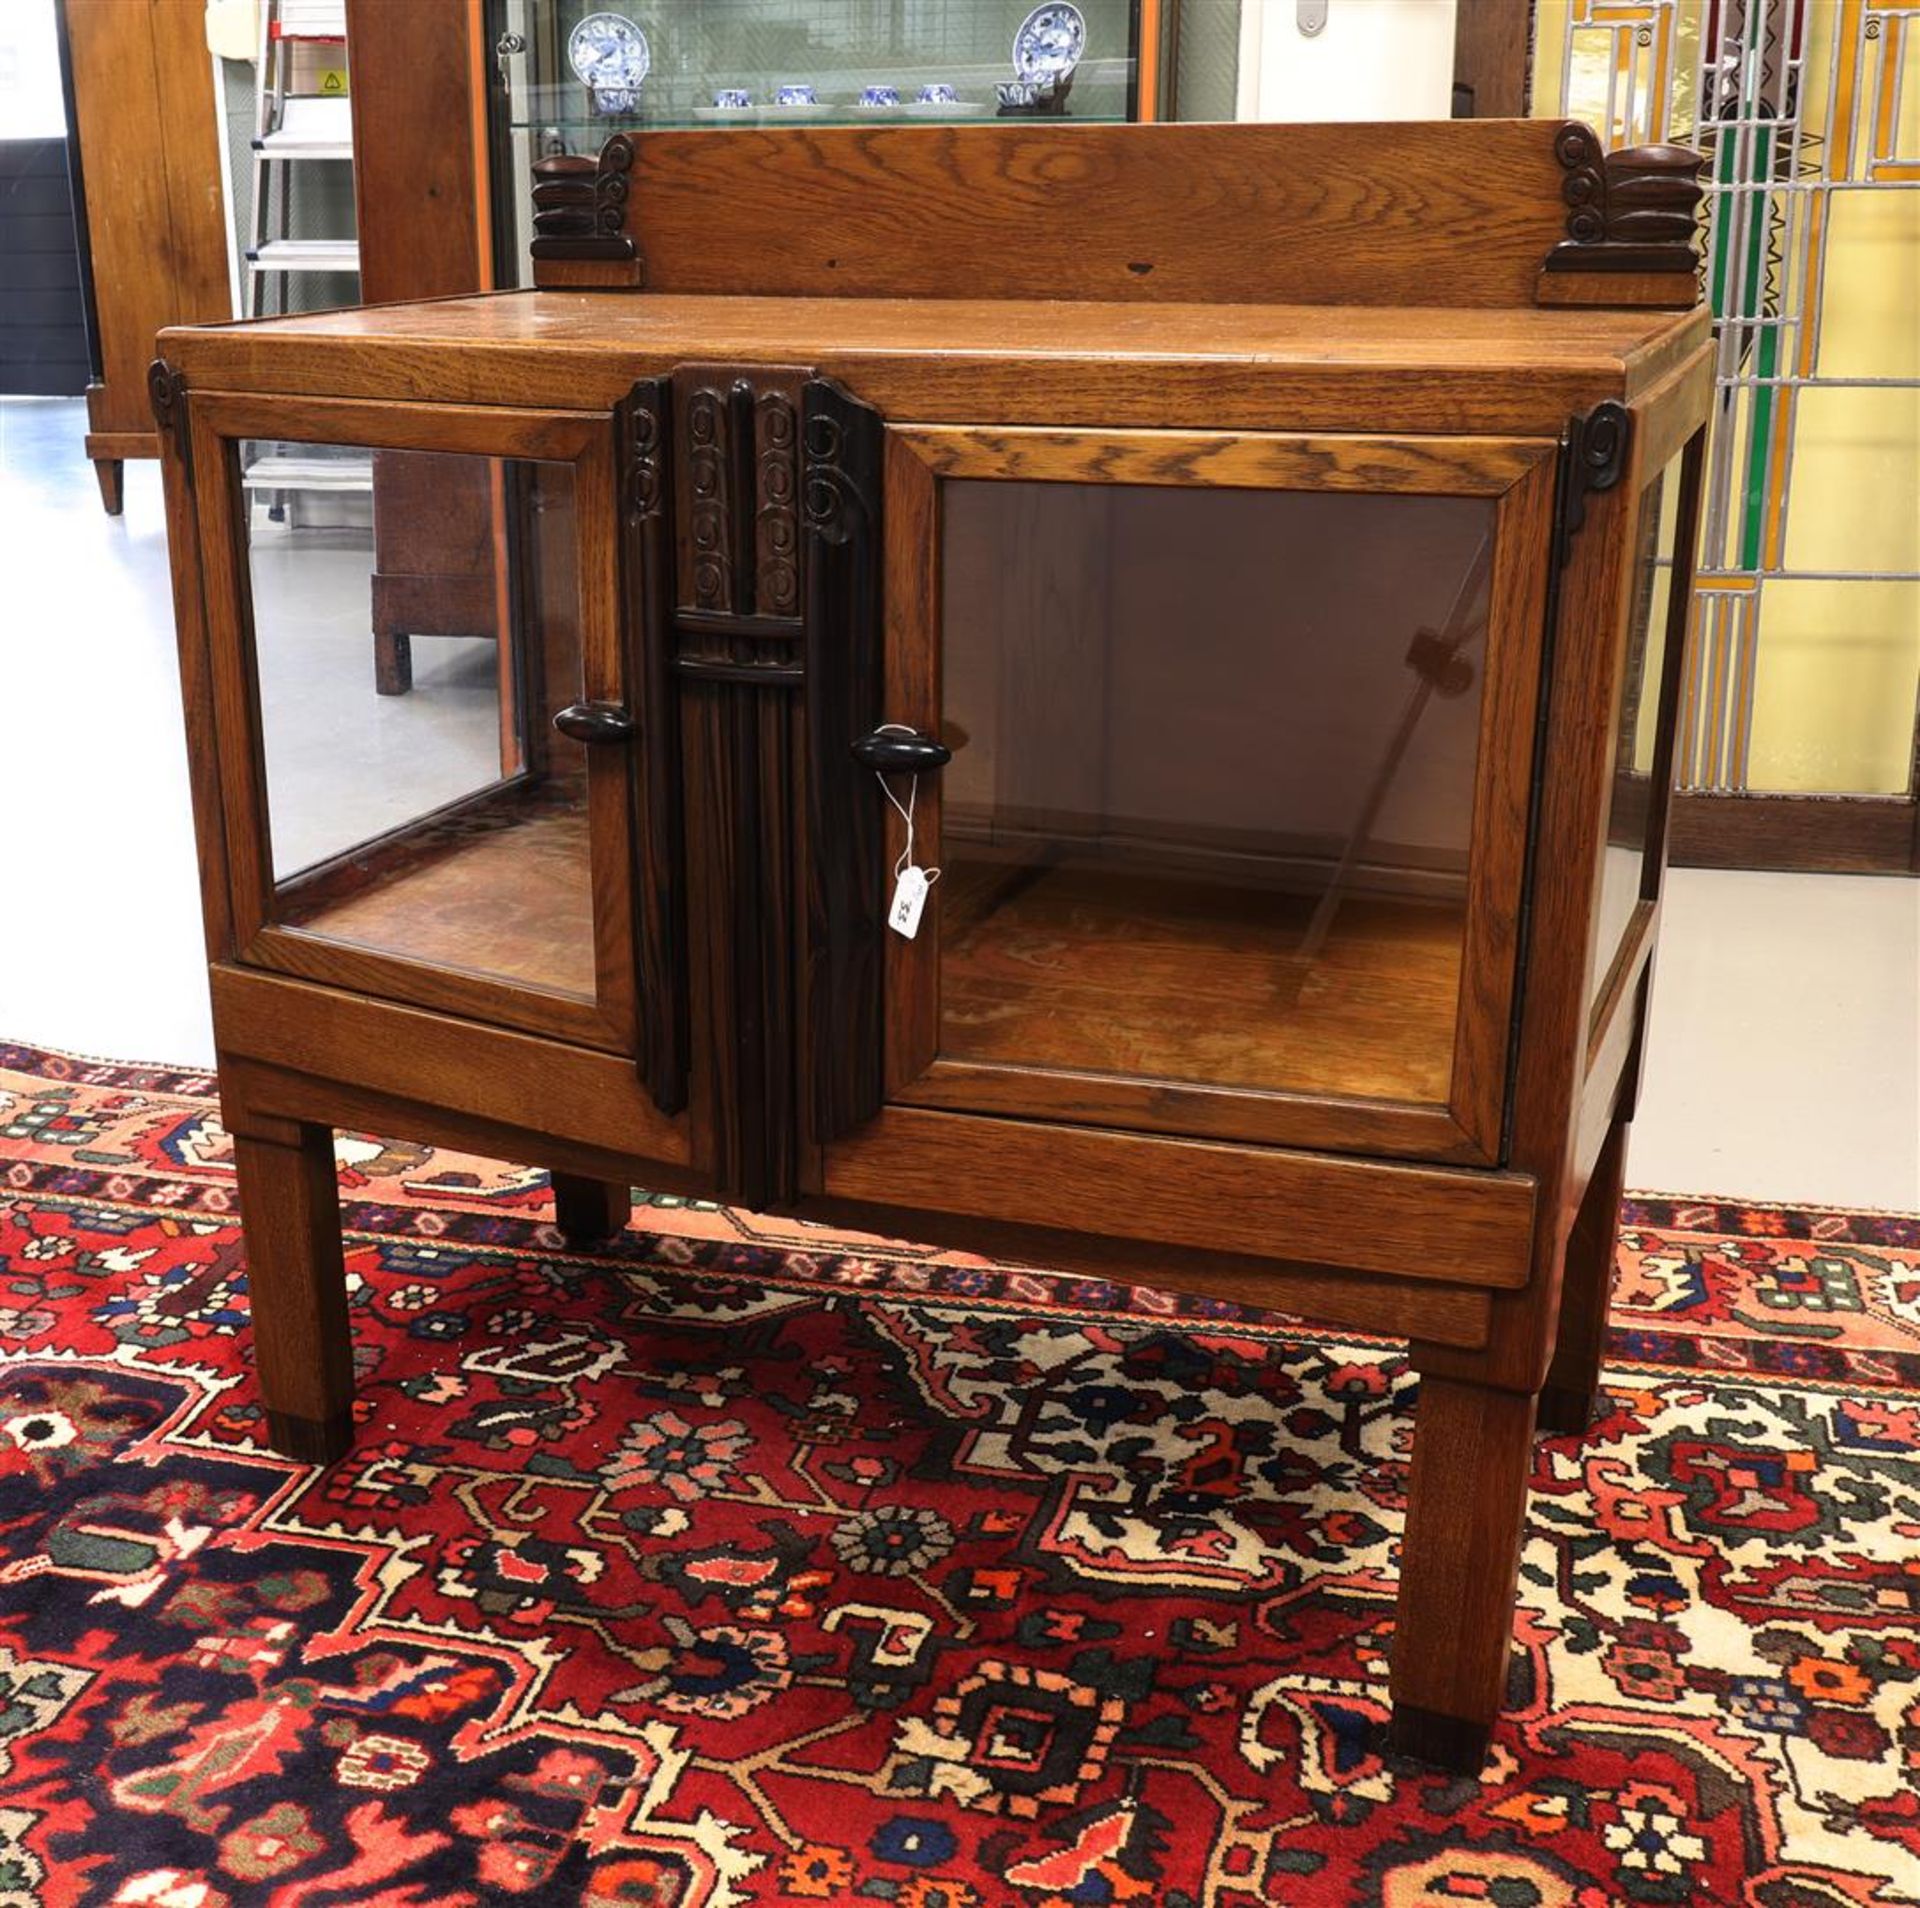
888 865 931 939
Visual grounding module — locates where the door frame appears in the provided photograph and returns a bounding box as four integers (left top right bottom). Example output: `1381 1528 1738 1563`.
868 422 1560 1165
189 390 638 1053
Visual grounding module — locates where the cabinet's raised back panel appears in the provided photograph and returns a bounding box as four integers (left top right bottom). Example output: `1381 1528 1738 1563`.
596 121 1588 308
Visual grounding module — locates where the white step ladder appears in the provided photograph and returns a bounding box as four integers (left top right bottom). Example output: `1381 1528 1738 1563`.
243 0 368 508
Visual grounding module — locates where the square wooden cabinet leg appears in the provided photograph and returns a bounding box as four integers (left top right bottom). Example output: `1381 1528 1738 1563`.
1388 1372 1539 1773
1538 1117 1630 1436
373 627 412 696
231 1117 354 1465
551 1171 633 1246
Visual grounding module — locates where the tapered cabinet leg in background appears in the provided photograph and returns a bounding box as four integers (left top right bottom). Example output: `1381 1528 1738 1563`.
1388 1370 1539 1772
1539 1115 1631 1434
551 1172 633 1246
230 1114 355 1464
94 458 124 516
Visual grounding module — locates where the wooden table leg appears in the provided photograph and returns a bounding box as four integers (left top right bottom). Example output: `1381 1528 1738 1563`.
1539 1116 1629 1435
552 1172 633 1246
231 1116 354 1465
1388 1371 1538 1772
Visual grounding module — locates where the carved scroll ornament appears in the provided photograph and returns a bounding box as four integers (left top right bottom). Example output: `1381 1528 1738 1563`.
1545 124 1705 279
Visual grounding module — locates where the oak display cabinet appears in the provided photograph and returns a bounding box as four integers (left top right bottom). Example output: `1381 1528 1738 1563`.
153 119 1710 1773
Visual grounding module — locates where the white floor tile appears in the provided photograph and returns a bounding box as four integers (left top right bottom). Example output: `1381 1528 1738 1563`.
1627 866 1920 1211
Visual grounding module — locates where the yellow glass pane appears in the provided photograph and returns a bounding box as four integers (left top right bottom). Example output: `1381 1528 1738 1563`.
1780 384 1920 577
1814 186 1920 381
1745 579 1920 794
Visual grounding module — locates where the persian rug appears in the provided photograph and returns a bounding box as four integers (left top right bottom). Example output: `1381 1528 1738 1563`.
0 1041 1916 1908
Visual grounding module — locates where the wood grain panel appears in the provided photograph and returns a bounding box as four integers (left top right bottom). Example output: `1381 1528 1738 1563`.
1452 0 1536 117
189 403 278 959
619 121 1572 308
901 428 1550 493
793 1196 1494 1350
1669 790 1919 873
1445 459 1557 1153
346 0 489 305
219 1054 708 1203
900 1062 1483 1162
65 0 229 479
160 296 1710 441
154 388 237 962
190 391 605 460
1630 347 1716 487
210 966 690 1167
824 1107 1537 1287
880 434 941 1098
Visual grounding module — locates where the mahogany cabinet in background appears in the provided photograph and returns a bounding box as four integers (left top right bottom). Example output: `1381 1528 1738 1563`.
59 0 229 513
344 0 504 694
153 118 1710 1776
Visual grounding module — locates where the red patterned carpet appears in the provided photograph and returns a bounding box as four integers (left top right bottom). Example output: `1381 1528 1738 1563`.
1 1042 1917 1908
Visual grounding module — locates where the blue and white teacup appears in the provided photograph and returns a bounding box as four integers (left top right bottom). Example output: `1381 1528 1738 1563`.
858 85 901 107
774 84 816 106
918 82 959 105
712 88 753 109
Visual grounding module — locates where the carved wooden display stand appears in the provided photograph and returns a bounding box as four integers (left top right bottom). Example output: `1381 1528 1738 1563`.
153 119 1708 1774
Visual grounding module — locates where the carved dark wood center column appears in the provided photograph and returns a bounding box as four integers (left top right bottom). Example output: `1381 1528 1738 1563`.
642 366 883 1208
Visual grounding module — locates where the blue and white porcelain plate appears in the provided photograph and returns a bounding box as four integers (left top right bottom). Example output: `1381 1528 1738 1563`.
566 11 650 113
1012 3 1087 83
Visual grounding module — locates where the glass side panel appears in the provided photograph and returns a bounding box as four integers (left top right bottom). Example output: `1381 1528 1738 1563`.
936 481 1499 1107
1591 451 1684 1016
244 444 596 1000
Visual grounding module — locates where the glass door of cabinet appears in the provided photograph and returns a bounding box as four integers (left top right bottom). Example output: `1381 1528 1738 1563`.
191 396 645 1056
868 426 1561 1166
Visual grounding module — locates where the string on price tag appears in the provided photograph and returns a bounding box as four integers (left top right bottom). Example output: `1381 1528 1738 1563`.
870 725 941 939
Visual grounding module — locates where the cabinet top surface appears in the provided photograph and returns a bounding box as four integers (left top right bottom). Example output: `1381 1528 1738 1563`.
180 289 1698 367
163 291 1708 434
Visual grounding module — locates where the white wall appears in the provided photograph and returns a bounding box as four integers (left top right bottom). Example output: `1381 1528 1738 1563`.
1236 0 1459 122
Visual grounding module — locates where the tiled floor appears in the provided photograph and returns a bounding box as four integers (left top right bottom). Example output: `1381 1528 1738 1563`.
4 397 1916 1210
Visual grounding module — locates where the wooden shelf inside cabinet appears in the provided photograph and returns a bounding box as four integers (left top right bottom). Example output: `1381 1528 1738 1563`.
152 117 1711 1780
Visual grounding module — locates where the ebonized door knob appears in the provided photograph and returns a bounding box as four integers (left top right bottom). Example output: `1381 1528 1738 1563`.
851 728 952 773
552 701 637 745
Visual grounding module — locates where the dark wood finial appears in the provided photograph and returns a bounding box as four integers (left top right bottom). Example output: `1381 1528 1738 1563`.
531 134 645 289
1540 123 1705 305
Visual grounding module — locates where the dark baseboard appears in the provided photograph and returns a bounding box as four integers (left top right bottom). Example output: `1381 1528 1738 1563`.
1669 790 1918 875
